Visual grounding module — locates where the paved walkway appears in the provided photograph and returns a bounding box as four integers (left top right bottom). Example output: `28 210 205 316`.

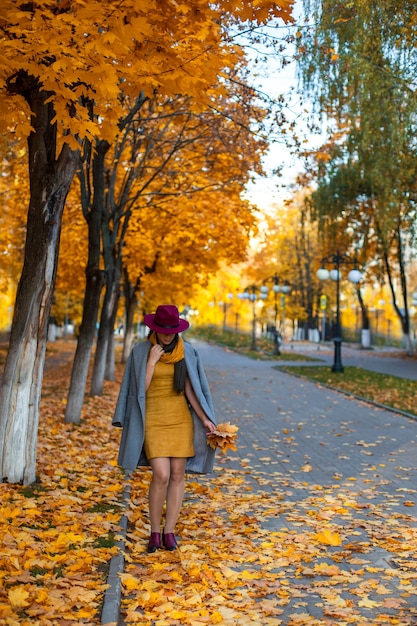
102 340 417 625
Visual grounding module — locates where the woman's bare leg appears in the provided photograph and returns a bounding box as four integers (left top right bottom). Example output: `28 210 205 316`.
164 457 187 534
148 458 170 532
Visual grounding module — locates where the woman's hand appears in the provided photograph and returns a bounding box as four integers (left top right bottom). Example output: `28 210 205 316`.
202 417 217 434
145 344 164 390
148 343 164 366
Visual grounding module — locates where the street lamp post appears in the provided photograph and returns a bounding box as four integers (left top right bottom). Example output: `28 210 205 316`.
260 274 290 355
317 250 362 373
239 285 269 351
248 287 257 350
240 277 290 353
272 274 280 329
261 276 280 355
237 286 257 350
221 293 234 332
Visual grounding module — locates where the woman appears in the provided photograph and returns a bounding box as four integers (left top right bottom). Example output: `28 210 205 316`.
113 304 217 552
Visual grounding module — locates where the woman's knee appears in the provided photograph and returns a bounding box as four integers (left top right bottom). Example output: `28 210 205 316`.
152 470 170 487
169 459 186 484
150 459 170 486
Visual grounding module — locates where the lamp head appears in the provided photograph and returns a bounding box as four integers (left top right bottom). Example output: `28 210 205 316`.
348 269 362 284
329 269 341 281
317 268 329 281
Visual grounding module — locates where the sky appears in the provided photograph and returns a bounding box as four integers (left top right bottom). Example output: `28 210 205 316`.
244 1 324 210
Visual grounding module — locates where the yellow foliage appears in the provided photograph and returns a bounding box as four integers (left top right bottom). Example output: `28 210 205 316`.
0 0 293 148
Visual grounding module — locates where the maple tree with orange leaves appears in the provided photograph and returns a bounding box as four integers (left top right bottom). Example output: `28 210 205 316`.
0 0 294 484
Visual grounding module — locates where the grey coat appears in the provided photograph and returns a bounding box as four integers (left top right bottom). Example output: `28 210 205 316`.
112 340 217 473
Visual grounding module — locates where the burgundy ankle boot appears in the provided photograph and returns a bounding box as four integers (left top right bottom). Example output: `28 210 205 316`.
162 532 177 551
147 532 161 553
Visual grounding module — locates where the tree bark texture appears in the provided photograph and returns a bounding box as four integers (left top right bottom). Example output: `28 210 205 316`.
64 142 108 423
90 268 120 396
356 287 370 331
105 296 120 382
105 330 116 382
122 287 138 363
64 269 105 423
381 223 413 354
0 74 79 483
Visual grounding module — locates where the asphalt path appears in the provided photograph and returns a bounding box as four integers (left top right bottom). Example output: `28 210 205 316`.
193 340 417 624
103 339 417 625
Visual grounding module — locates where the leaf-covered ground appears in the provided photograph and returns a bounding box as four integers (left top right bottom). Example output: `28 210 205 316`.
119 342 417 626
0 341 124 624
119 462 417 626
1 340 417 625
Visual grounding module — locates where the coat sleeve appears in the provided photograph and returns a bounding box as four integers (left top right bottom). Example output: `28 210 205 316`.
195 349 216 424
112 343 149 471
184 343 217 474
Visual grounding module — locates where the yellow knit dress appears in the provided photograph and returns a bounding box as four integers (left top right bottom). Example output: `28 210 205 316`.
144 360 194 459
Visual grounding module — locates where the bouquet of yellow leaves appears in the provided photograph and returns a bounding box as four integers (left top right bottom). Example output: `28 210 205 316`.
207 422 239 453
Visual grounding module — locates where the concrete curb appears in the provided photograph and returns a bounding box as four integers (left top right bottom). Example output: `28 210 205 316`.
101 477 132 625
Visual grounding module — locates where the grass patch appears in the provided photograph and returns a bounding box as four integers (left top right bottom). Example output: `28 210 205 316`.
29 565 64 579
279 365 417 417
87 501 121 514
93 531 116 549
21 482 49 498
188 326 320 362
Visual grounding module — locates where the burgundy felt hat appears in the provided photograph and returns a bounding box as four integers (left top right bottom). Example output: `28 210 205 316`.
144 305 189 334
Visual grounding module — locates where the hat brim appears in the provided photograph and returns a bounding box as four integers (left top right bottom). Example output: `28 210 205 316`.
144 314 189 334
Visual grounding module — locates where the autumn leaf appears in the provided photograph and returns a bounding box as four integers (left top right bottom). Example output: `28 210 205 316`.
119 573 143 591
2 333 417 625
8 588 30 608
207 422 239 453
314 529 343 546
358 596 380 609
314 562 341 576
0 345 124 622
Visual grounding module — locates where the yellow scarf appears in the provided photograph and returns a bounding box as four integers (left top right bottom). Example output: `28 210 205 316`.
150 333 185 364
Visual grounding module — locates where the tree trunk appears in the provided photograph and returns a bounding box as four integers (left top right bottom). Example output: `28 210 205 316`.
381 224 413 355
64 141 108 423
122 268 140 363
64 269 105 423
105 328 116 382
396 226 413 355
105 296 120 381
0 75 79 483
403 332 413 354
123 289 138 363
90 268 119 396
356 287 370 331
